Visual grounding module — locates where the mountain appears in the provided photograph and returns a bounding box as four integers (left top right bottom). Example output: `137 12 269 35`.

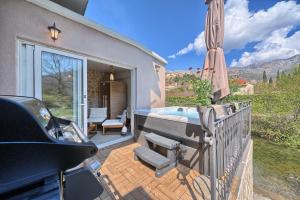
228 54 300 81
166 54 300 85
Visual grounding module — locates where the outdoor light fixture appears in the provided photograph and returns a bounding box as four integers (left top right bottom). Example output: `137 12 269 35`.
48 22 61 41
109 66 115 81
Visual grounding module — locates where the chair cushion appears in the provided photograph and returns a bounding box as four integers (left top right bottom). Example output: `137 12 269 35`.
87 117 106 123
102 119 123 126
89 108 107 118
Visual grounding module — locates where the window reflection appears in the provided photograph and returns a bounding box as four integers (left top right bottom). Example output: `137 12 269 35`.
41 52 82 125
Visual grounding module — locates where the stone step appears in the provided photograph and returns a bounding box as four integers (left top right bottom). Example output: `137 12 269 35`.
145 133 180 150
134 146 171 170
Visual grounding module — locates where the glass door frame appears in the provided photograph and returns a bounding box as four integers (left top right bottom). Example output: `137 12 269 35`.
35 45 88 136
19 42 88 136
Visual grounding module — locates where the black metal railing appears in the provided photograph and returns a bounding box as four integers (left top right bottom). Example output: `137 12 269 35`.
199 102 251 200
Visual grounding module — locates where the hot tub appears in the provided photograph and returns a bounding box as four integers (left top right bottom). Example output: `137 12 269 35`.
135 107 201 124
134 107 206 173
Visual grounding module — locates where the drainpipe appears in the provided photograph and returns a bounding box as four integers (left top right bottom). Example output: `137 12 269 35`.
197 106 217 200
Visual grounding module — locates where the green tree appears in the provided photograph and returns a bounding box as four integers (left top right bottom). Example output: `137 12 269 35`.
173 76 180 86
263 70 268 83
293 64 300 75
269 77 273 84
277 70 280 80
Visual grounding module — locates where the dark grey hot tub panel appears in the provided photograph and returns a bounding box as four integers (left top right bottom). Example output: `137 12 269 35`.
134 115 205 146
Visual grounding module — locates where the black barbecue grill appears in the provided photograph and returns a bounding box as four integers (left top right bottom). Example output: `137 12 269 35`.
0 96 103 200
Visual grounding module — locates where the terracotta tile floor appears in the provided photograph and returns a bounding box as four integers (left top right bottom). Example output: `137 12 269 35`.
96 140 211 200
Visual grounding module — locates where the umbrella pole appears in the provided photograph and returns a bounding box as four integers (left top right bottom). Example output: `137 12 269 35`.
211 98 216 105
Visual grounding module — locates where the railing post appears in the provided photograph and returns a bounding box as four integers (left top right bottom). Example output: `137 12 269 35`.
197 106 217 200
210 130 217 200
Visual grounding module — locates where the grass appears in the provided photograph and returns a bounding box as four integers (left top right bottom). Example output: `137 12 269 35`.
253 137 300 199
43 93 74 120
254 138 300 178
166 96 198 107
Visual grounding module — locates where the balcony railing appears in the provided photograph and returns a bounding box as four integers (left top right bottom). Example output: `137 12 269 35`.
199 102 252 200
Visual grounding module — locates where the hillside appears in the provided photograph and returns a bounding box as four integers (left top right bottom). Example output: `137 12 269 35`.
228 54 300 81
167 54 300 84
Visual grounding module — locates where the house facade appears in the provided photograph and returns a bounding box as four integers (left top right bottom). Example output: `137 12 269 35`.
0 0 166 141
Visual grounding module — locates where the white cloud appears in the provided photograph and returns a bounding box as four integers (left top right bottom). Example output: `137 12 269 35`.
168 0 300 63
168 32 205 59
230 27 300 66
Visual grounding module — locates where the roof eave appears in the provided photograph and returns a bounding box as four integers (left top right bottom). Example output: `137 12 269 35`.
49 0 89 15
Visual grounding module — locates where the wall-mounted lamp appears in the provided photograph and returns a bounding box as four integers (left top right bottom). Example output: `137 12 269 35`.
155 65 161 73
109 66 115 81
48 22 61 41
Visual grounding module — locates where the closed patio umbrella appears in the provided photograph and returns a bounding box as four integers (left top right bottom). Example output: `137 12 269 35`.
201 0 230 102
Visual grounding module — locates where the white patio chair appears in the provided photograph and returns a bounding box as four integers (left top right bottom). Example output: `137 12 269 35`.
102 110 127 134
88 108 107 130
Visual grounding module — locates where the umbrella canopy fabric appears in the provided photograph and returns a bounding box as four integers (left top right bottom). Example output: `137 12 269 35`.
201 0 230 101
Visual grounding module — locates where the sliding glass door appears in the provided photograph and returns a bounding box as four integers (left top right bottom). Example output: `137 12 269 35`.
40 51 83 124
19 42 87 135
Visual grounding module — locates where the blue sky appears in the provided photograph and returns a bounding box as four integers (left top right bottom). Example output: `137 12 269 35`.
85 0 300 71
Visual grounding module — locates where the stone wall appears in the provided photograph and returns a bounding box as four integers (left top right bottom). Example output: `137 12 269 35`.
87 69 130 111
229 140 253 200
87 69 104 108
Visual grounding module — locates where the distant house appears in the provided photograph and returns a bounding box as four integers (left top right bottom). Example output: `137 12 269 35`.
234 84 254 95
235 79 247 86
0 0 167 146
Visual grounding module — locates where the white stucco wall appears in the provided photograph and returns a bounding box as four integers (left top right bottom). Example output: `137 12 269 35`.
0 0 166 108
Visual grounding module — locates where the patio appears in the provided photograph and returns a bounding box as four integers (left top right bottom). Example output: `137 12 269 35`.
95 140 211 200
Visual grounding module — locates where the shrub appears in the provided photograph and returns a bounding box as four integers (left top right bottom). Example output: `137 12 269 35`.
252 114 299 143
166 96 198 107
190 79 212 106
